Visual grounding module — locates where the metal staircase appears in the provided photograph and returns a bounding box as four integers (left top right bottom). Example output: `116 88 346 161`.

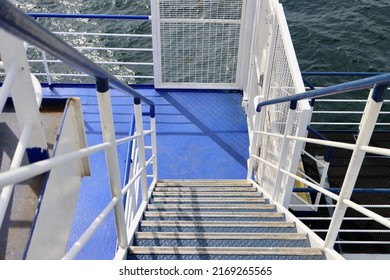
128 180 325 260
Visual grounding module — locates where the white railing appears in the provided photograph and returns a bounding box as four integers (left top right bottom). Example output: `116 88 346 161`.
0 1 158 260
0 13 154 84
245 0 311 207
248 72 390 253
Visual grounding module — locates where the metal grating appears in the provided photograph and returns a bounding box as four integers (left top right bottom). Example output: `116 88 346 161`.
155 0 244 87
256 22 306 200
160 0 243 20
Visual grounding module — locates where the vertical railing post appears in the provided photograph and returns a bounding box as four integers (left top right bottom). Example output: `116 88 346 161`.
134 98 148 201
324 84 387 249
150 106 158 181
247 112 260 180
272 100 297 201
96 78 128 249
41 51 52 85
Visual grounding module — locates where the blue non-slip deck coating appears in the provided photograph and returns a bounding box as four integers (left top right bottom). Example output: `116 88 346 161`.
41 85 249 259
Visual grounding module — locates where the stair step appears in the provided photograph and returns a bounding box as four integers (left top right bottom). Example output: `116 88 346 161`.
154 187 256 192
156 180 251 187
134 233 310 247
148 204 275 212
128 246 324 258
152 191 263 197
136 232 307 240
144 211 283 219
141 220 295 228
128 180 324 260
152 197 266 203
144 211 284 221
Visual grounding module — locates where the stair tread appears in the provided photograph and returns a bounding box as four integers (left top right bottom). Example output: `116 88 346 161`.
148 204 273 209
157 180 251 187
154 187 256 192
152 192 262 197
144 211 283 218
129 246 323 256
136 232 307 240
152 197 266 203
129 180 323 260
141 220 295 228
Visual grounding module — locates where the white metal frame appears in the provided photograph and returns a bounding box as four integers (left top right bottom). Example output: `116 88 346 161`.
246 0 311 207
249 88 390 252
152 0 250 89
0 29 158 259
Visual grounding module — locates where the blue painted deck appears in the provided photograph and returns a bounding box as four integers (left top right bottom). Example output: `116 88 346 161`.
41 85 249 259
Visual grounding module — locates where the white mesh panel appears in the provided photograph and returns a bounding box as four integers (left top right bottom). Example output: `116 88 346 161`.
257 25 304 195
155 0 243 88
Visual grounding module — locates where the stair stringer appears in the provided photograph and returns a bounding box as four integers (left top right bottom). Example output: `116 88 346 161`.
250 179 344 260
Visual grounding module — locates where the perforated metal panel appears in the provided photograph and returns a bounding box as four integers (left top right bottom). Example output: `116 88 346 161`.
252 1 311 206
152 0 245 88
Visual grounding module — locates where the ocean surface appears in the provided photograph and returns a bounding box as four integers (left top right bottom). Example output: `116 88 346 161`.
14 0 390 83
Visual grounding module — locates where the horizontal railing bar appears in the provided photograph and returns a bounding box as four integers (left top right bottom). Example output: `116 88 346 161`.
74 46 153 52
256 73 390 111
62 197 118 260
287 135 356 151
63 143 156 259
0 1 155 108
122 166 145 195
115 134 140 146
310 122 390 126
115 131 153 146
294 188 390 194
29 59 154 66
360 145 390 157
313 111 390 114
314 229 390 233
160 18 241 24
335 241 390 244
299 217 390 220
302 72 387 77
28 13 151 20
31 73 154 79
53 31 152 38
314 99 390 103
290 205 390 208
0 142 111 187
343 199 390 229
280 169 340 201
254 130 283 138
253 154 339 201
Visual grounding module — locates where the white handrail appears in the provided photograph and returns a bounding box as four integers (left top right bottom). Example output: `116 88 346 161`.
0 122 33 227
62 153 156 260
0 64 18 111
249 87 390 251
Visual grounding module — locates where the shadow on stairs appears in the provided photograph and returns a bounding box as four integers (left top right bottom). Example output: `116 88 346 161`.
127 180 325 260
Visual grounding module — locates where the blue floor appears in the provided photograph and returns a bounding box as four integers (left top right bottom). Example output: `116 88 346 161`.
41 85 249 259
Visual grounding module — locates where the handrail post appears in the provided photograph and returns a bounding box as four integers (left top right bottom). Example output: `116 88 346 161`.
96 78 128 249
134 98 148 201
272 100 297 201
247 112 260 179
324 84 387 249
150 109 158 180
41 50 52 85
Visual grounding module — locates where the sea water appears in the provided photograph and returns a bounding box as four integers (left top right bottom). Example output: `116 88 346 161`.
14 0 390 83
